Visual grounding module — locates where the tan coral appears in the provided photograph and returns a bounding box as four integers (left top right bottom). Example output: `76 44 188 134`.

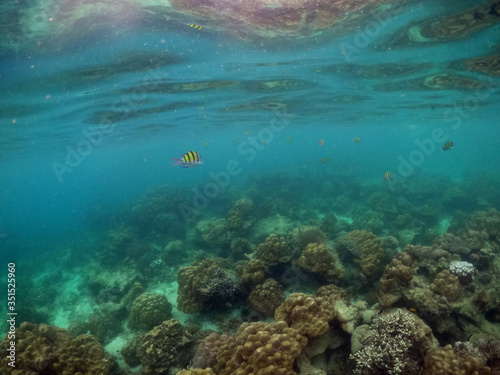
214 321 307 375
288 225 327 252
227 198 254 229
191 332 230 370
0 322 111 375
274 293 335 338
430 270 461 302
256 234 293 266
177 369 215 375
347 230 385 277
177 259 219 313
248 278 285 314
298 243 344 282
316 284 349 306
236 259 270 285
377 252 413 307
423 345 491 375
128 292 172 330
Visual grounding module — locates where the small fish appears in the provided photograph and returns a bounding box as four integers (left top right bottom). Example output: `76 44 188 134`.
262 140 268 145
188 23 203 30
286 137 293 142
243 131 249 136
441 141 454 151
321 157 329 163
318 139 325 147
172 151 201 168
383 171 391 180
232 139 240 145
409 308 416 312
353 137 362 143
203 142 209 147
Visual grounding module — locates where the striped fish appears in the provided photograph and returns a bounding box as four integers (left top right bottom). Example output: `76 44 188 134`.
188 23 203 30
172 151 201 168
441 141 454 151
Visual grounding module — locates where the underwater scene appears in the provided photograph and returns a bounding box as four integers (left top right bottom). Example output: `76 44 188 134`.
1 0 500 374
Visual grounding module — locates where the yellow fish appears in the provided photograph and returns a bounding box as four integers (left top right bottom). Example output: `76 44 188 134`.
286 137 293 142
243 131 249 136
353 137 362 143
203 142 209 147
232 139 240 145
383 171 391 180
322 157 329 163
188 23 203 30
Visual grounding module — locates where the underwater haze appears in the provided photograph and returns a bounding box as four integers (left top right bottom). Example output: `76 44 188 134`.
1 0 500 374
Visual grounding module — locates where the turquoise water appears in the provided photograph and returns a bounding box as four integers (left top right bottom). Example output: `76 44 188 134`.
1 0 500 374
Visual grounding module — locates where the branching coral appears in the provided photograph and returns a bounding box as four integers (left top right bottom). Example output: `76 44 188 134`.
248 278 285 314
351 309 438 375
128 292 172 330
377 252 413 307
0 322 112 374
298 243 344 282
213 321 307 375
141 319 193 375
274 293 335 338
255 234 293 266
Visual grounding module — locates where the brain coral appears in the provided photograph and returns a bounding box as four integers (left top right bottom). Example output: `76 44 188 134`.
141 319 193 375
248 278 285 314
423 345 491 375
256 234 293 266
377 252 413 307
298 243 344 282
213 320 307 375
274 293 335 338
347 230 385 277
128 292 173 330
0 322 112 375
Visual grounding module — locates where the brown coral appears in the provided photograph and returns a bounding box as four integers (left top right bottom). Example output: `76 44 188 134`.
316 284 349 306
298 243 344 281
423 345 491 375
191 332 229 370
141 319 193 375
255 234 293 266
213 321 307 375
377 252 413 307
248 278 285 314
430 270 461 302
274 293 335 338
288 225 327 252
128 292 172 330
0 322 112 375
236 259 270 285
177 259 219 313
177 369 215 375
348 230 385 277
227 198 253 229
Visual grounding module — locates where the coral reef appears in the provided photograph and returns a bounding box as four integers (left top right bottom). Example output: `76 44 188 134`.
128 292 173 330
163 239 187 266
351 309 438 375
430 270 461 302
287 225 327 252
274 293 335 338
191 332 230 370
255 234 293 266
0 322 113 375
316 284 349 306
236 259 270 285
248 278 285 314
347 230 385 278
377 252 413 307
227 198 253 229
197 267 237 311
177 369 215 375
141 319 194 375
196 218 234 248
422 345 491 375
213 321 307 375
121 333 145 367
297 243 345 282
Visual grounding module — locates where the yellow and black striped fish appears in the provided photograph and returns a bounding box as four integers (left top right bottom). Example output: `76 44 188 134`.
188 23 203 30
383 171 391 180
353 137 362 143
441 141 454 151
172 151 201 168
